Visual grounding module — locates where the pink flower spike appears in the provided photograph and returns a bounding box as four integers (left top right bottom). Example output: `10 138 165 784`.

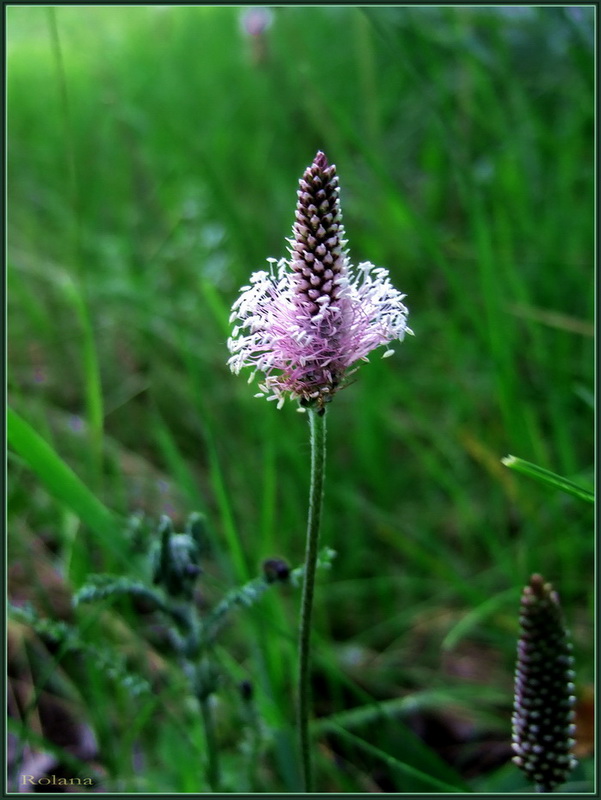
227 151 412 409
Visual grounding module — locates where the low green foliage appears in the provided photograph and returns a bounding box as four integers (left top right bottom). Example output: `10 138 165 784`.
8 5 593 793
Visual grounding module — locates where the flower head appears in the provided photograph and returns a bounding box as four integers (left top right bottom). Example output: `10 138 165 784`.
512 574 578 793
227 151 412 409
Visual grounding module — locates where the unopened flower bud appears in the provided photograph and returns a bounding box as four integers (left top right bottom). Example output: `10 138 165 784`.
262 557 291 583
152 516 202 598
185 512 207 552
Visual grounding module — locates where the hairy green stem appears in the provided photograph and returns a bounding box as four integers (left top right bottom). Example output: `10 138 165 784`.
298 408 327 792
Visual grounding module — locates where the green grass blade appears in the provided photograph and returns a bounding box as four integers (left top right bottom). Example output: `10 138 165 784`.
60 274 104 484
327 724 471 793
7 406 126 564
442 587 520 651
502 454 594 503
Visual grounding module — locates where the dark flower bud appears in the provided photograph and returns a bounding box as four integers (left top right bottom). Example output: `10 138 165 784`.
262 557 291 583
512 574 578 792
239 679 253 702
184 564 202 579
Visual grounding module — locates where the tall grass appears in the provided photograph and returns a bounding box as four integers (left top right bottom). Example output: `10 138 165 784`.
8 5 594 793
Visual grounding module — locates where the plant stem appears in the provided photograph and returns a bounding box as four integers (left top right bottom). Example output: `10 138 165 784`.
298 407 327 792
183 604 220 793
199 692 221 792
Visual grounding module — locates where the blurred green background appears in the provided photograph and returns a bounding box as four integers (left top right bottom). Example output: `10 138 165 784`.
8 5 594 793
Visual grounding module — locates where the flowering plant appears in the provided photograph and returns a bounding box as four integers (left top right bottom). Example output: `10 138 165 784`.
228 151 412 410
228 151 411 791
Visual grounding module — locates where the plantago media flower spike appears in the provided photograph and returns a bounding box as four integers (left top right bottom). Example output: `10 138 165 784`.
227 151 412 410
512 574 578 793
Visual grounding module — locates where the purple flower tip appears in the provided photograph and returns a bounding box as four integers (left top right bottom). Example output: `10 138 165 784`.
313 151 329 170
228 152 412 409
